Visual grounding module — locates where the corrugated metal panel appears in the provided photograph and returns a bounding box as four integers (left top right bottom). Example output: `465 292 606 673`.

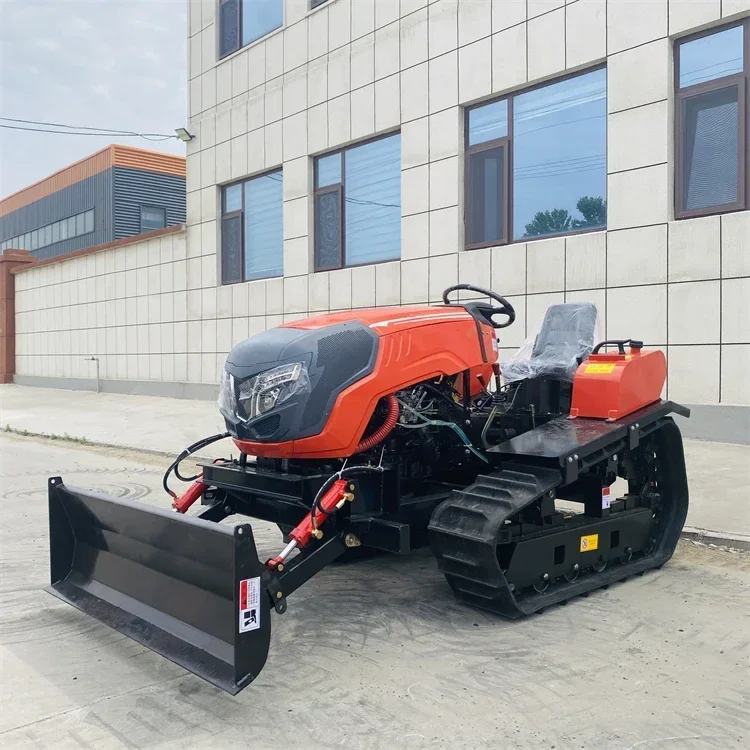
112 145 186 177
0 145 186 217
0 170 114 260
112 167 186 240
0 147 113 217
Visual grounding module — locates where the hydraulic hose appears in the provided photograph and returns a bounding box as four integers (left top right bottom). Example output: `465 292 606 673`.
162 432 229 498
354 394 400 453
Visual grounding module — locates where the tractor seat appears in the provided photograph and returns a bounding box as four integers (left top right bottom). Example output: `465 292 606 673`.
501 302 598 383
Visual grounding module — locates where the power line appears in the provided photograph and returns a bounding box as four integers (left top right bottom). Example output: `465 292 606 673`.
0 119 177 141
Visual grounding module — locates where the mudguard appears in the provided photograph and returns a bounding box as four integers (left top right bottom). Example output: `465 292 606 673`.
46 477 271 694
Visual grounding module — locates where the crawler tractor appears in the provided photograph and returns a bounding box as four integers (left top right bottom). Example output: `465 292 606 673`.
46 284 689 694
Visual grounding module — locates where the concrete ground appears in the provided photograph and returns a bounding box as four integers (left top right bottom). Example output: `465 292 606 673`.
1 432 749 749
2 384 749 539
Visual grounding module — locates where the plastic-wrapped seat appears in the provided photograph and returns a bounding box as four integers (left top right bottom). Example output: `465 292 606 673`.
501 303 598 383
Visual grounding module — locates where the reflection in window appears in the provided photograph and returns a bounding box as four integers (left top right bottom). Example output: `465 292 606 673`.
513 69 607 240
465 67 606 246
220 170 284 284
140 205 166 231
679 25 744 88
676 21 748 217
219 0 282 58
313 134 401 270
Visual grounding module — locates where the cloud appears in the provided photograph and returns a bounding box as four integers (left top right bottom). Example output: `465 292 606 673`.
0 0 187 196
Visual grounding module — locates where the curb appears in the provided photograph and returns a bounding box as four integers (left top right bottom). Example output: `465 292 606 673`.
2 427 220 464
681 526 750 551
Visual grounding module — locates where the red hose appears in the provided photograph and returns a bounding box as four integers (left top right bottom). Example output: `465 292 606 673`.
354 394 400 453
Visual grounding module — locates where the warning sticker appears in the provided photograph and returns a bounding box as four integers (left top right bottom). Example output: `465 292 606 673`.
584 363 616 374
239 577 261 633
601 487 611 510
580 534 599 552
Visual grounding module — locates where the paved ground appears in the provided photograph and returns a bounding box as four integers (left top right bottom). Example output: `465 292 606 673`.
1 432 749 749
3 384 749 538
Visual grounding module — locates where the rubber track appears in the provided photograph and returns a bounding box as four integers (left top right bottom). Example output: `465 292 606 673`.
428 420 689 618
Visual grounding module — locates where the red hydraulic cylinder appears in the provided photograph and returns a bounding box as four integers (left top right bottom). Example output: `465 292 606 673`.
172 479 208 513
266 478 351 570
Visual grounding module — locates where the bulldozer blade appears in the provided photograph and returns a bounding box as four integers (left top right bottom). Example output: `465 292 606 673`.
46 477 271 695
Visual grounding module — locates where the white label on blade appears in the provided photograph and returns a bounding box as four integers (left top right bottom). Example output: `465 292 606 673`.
602 487 611 510
238 576 261 633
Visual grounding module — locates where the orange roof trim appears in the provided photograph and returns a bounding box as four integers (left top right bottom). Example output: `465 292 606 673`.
0 145 186 217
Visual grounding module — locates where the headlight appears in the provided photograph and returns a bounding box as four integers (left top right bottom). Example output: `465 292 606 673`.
218 367 236 419
220 362 309 423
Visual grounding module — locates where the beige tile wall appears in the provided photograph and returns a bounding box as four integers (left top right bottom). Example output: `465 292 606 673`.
13 0 750 406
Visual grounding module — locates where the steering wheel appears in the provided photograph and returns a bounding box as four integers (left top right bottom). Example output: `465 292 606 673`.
442 283 516 329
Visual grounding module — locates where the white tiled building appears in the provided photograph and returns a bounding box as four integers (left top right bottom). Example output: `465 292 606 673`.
11 0 750 440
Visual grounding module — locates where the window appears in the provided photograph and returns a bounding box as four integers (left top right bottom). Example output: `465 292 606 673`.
85 209 95 233
313 133 401 271
221 170 283 284
219 0 283 59
310 0 329 8
140 205 166 232
675 20 748 218
465 67 607 247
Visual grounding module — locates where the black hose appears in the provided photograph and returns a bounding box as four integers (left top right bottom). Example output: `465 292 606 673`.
162 432 230 498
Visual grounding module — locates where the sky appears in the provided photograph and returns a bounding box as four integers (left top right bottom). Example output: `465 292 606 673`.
0 0 188 197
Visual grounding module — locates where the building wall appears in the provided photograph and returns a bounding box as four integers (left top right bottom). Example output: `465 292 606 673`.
1 163 187 260
0 171 114 259
113 168 188 240
11 0 750 435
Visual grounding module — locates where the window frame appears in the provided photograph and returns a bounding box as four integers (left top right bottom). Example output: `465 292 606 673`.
674 19 749 220
220 168 284 285
140 204 167 232
312 131 402 272
464 64 608 250
218 0 283 60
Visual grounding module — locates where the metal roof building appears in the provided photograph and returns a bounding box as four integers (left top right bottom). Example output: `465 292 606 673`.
0 145 186 260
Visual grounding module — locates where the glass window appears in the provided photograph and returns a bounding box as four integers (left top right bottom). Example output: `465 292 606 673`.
67 216 76 237
244 172 283 280
140 205 165 231
310 0 329 9
31 230 38 250
313 133 401 270
682 86 740 211
676 21 748 218
224 183 242 212
44 225 53 245
679 25 744 88
52 223 60 243
75 214 85 236
59 219 68 241
219 0 241 58
465 67 607 246
468 100 508 147
85 209 94 233
242 0 282 47
315 153 342 188
219 0 282 59
220 170 284 284
468 145 507 246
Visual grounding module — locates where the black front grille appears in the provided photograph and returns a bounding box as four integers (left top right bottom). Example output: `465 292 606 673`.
253 414 281 438
300 328 376 432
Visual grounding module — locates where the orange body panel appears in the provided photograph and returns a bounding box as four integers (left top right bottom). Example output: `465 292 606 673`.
234 307 498 459
570 347 666 421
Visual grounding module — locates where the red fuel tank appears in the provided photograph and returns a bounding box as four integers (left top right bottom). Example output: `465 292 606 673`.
570 343 666 421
